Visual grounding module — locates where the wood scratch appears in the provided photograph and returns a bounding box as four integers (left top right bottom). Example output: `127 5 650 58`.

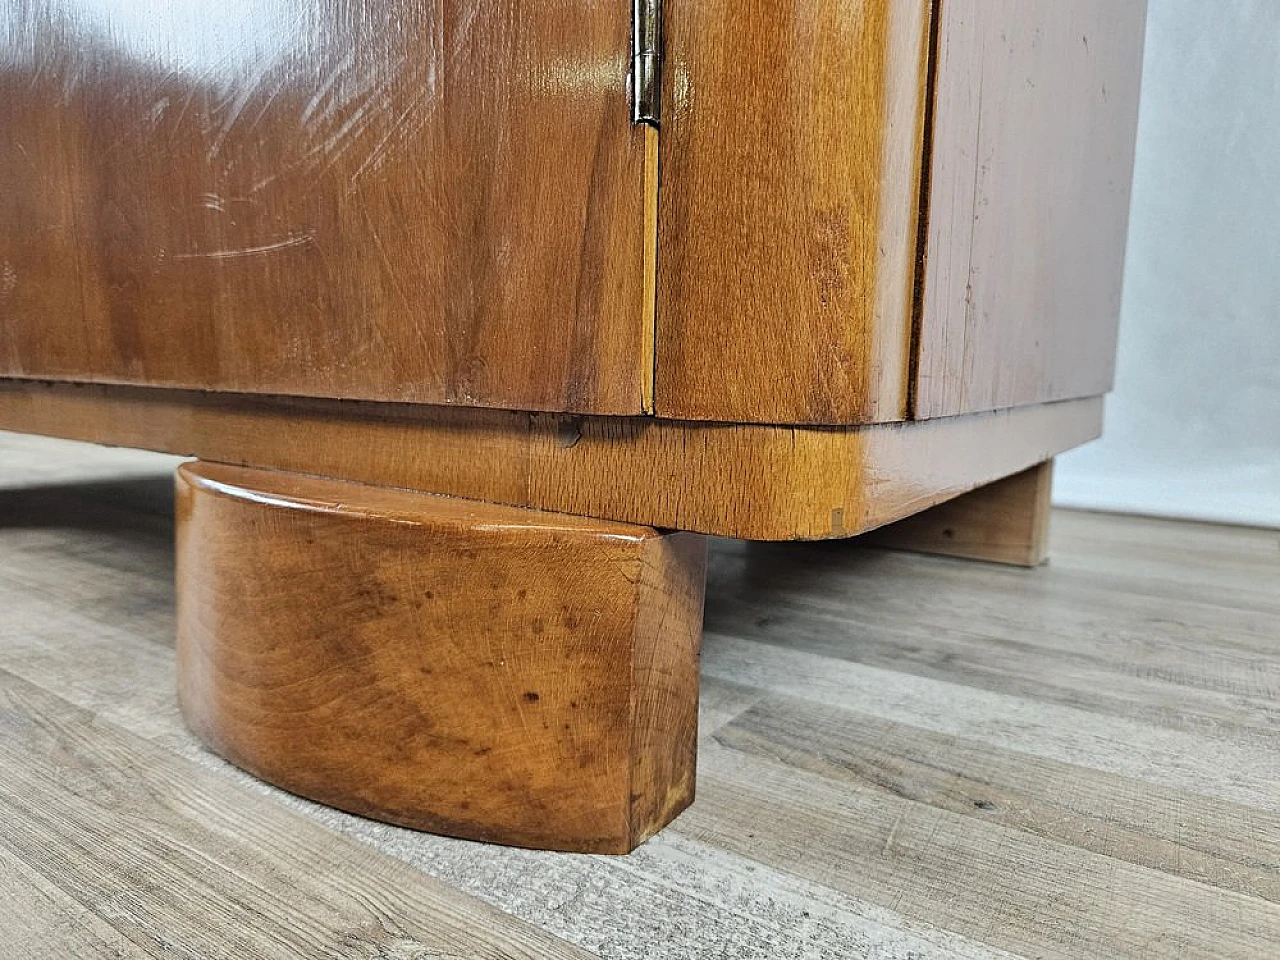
882 812 903 855
171 235 313 261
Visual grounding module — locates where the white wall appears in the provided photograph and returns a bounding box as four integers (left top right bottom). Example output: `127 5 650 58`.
1054 0 1280 527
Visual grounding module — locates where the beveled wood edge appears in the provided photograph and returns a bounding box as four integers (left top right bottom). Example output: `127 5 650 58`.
0 379 1102 540
628 530 707 844
178 460 660 541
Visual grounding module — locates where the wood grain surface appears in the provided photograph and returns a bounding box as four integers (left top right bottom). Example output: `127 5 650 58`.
0 681 595 959
176 461 706 854
656 0 932 424
862 460 1054 566
4 431 1279 958
0 380 1101 539
0 0 651 414
0 844 152 960
915 0 1148 417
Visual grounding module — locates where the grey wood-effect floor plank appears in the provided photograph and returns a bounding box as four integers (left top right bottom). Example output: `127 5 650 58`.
3 430 1280 960
1051 508 1280 597
695 675 766 737
0 432 183 491
0 845 152 960
708 539 1280 691
0 667 597 960
701 520 1280 786
688 742 1280 960
710 534 1280 660
716 693 1280 904
705 585 1280 751
703 632 1280 813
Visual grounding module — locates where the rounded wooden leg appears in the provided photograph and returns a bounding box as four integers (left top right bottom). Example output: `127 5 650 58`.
175 461 707 854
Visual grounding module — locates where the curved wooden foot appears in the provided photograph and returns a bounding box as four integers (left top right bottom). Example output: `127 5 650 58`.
175 462 707 854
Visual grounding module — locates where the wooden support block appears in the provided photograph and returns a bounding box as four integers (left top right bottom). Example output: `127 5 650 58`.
859 461 1055 567
175 462 707 854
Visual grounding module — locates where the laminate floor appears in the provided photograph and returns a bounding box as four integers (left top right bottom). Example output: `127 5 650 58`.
1 430 1277 959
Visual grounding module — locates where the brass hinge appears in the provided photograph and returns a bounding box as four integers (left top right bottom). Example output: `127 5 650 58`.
632 0 661 126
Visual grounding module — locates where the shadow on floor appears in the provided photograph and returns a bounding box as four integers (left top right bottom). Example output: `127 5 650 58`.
0 475 175 533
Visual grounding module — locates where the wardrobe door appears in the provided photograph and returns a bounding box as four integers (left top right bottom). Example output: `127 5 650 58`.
0 0 653 414
655 0 932 425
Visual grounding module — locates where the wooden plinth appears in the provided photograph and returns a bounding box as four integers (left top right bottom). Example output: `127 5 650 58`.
0 379 1101 540
175 462 707 854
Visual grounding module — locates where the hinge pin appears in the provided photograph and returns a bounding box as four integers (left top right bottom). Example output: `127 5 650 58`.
633 0 661 126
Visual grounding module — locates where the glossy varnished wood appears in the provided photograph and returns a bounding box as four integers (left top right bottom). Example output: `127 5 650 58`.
655 0 932 424
176 462 706 853
0 1 651 414
0 380 1101 539
915 0 1148 418
862 460 1054 566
